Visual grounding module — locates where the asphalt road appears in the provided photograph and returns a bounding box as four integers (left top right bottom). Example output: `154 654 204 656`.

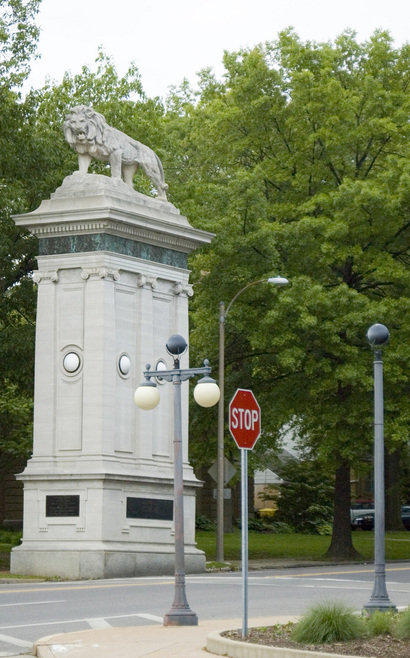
1 562 410 656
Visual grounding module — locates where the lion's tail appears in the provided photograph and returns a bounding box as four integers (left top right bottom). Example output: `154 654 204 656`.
154 154 169 193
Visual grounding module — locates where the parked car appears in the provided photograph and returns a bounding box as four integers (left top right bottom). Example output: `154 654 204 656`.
350 501 374 526
351 505 410 531
401 505 410 530
351 512 375 531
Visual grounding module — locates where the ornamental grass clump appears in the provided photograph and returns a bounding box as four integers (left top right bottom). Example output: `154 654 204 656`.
365 609 395 636
291 601 366 644
395 607 410 639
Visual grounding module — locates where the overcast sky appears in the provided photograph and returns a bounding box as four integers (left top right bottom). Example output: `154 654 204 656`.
26 0 410 99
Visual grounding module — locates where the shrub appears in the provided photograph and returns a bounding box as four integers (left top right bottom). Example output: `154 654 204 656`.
270 521 295 534
291 601 366 644
0 530 21 546
237 517 294 534
195 515 216 531
395 607 410 639
247 517 275 533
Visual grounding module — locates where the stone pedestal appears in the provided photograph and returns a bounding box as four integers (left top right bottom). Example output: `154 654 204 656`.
10 174 213 579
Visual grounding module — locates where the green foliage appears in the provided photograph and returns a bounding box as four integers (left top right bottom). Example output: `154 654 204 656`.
0 529 21 546
291 601 366 644
238 515 293 534
175 30 410 556
395 607 410 639
269 521 295 534
0 529 22 570
0 1 42 463
270 458 334 534
366 610 395 636
0 0 40 86
291 604 410 646
246 516 275 533
0 381 33 458
195 515 216 531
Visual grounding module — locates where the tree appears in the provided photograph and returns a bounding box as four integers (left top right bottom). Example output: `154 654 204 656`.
269 457 334 534
170 30 410 557
0 1 42 471
0 0 40 86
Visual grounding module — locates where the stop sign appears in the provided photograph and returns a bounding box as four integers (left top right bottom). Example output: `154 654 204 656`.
229 389 261 450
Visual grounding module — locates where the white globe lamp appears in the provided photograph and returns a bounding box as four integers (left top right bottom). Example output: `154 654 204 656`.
193 376 220 407
134 381 160 410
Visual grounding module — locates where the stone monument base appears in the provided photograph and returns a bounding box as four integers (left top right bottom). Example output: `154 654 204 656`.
10 469 206 579
11 545 205 580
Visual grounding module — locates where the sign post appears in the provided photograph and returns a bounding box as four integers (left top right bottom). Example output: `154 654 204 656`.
229 389 261 637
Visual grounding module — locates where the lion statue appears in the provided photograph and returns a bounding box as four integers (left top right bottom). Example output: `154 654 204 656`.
63 105 169 200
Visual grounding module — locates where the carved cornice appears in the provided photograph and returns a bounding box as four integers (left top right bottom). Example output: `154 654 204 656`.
136 274 157 289
13 209 214 255
33 270 59 284
81 267 120 281
172 282 193 297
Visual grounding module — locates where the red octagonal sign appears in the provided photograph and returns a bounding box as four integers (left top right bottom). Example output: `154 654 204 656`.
229 388 261 450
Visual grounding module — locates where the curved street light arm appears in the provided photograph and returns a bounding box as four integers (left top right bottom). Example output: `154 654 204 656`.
216 275 288 563
224 279 267 320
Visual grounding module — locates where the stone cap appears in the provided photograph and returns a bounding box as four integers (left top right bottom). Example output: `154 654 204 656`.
49 172 182 217
13 173 214 255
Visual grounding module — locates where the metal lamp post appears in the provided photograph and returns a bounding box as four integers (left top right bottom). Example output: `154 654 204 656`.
363 323 397 614
134 334 220 626
217 276 288 563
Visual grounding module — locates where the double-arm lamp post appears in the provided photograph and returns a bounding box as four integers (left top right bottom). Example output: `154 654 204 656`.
216 276 289 563
363 323 396 614
134 334 220 626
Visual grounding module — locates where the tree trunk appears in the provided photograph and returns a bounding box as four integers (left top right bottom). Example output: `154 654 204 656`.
385 449 402 530
326 461 362 560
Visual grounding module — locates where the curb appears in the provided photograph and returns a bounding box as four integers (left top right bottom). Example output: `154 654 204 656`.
34 644 55 658
206 629 360 658
34 634 83 658
0 578 45 583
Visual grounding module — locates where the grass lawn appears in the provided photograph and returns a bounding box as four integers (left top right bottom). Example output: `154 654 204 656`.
0 530 408 573
196 530 410 562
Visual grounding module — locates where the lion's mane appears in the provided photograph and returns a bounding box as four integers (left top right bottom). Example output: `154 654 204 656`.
63 105 106 148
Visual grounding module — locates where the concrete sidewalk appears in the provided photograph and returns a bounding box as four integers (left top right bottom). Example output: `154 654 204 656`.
33 616 297 658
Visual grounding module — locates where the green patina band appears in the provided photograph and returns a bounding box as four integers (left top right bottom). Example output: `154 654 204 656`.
38 234 188 268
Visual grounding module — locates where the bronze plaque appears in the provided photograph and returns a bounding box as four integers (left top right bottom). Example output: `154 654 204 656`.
46 495 80 517
126 497 173 521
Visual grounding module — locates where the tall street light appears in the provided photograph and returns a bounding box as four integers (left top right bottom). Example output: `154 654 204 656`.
363 323 397 614
216 276 289 563
135 335 220 626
